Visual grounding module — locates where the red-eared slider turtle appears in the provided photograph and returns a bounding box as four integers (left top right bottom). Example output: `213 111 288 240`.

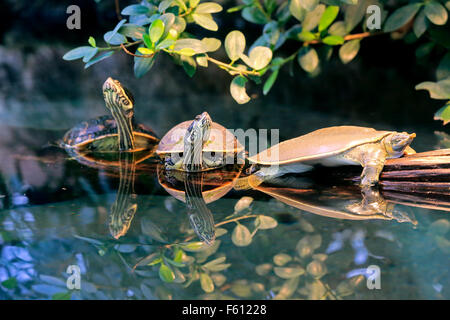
158 163 244 245
156 112 244 172
243 126 416 188
61 77 159 154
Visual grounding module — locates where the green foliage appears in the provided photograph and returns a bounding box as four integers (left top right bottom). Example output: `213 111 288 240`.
64 0 450 124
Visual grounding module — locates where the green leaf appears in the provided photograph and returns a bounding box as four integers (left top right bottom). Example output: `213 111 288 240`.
319 6 339 32
82 47 98 63
299 0 319 12
192 13 218 31
119 24 146 40
159 13 176 37
134 55 156 78
88 36 96 47
302 4 326 31
415 78 450 99
180 241 209 252
105 19 127 44
289 0 307 21
339 39 360 64
51 292 72 300
149 19 165 43
121 4 150 16
424 1 448 25
437 53 450 80
434 102 450 125
181 55 197 77
1 277 18 289
156 38 175 50
230 76 251 104
298 47 319 73
254 215 278 229
63 46 95 61
274 266 305 279
190 0 201 8
196 2 223 13
231 223 252 246
242 7 269 24
143 33 153 48
413 9 429 38
225 31 246 61
246 46 273 70
298 31 317 41
328 21 347 37
322 35 344 45
159 264 175 283
138 47 155 55
201 37 221 52
200 273 214 293
263 69 279 95
173 38 208 54
383 3 423 33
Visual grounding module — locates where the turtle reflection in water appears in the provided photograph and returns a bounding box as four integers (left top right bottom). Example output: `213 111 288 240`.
239 175 417 224
158 164 244 245
60 77 159 157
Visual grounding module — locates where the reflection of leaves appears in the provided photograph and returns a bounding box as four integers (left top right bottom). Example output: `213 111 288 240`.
254 215 278 229
274 277 300 299
1 277 18 289
273 253 292 266
200 273 215 293
232 224 252 246
51 292 72 300
274 266 305 279
141 219 167 243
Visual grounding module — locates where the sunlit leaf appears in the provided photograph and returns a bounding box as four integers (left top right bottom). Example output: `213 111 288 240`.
383 3 422 32
322 35 344 45
246 46 273 70
225 31 246 61
230 76 251 104
299 0 319 12
434 101 450 125
201 37 221 52
339 39 360 64
149 19 165 43
298 47 319 73
319 6 339 32
328 21 347 37
424 1 448 25
231 223 252 246
173 38 208 54
138 47 155 55
415 78 450 99
302 4 326 31
289 0 307 21
192 13 218 31
196 2 223 13
88 36 96 47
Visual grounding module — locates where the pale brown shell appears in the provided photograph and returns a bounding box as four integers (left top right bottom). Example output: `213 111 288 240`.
248 126 393 165
156 121 244 154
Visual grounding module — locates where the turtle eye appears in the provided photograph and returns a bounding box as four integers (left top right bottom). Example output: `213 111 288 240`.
211 151 216 157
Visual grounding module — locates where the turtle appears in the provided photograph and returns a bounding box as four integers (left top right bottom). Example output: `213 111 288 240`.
60 77 159 155
157 163 244 245
156 112 245 172
240 126 416 188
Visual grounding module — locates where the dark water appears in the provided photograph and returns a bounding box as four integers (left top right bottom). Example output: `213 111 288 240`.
0 121 449 300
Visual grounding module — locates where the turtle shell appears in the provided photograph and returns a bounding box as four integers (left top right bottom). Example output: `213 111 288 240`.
248 126 393 165
61 115 159 152
156 121 244 155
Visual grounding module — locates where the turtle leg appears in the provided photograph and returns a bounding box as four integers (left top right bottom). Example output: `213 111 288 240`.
164 155 183 170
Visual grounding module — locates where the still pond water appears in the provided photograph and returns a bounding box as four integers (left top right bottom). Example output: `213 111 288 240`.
0 120 448 300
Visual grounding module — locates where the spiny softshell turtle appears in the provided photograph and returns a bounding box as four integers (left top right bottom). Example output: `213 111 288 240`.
61 77 159 155
156 112 244 172
246 176 416 224
158 163 244 244
244 126 416 188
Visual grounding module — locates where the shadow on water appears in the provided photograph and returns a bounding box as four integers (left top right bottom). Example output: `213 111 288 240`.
0 125 449 300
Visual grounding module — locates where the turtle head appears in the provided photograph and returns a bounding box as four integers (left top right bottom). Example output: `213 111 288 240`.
182 112 212 171
102 77 135 151
384 132 416 158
